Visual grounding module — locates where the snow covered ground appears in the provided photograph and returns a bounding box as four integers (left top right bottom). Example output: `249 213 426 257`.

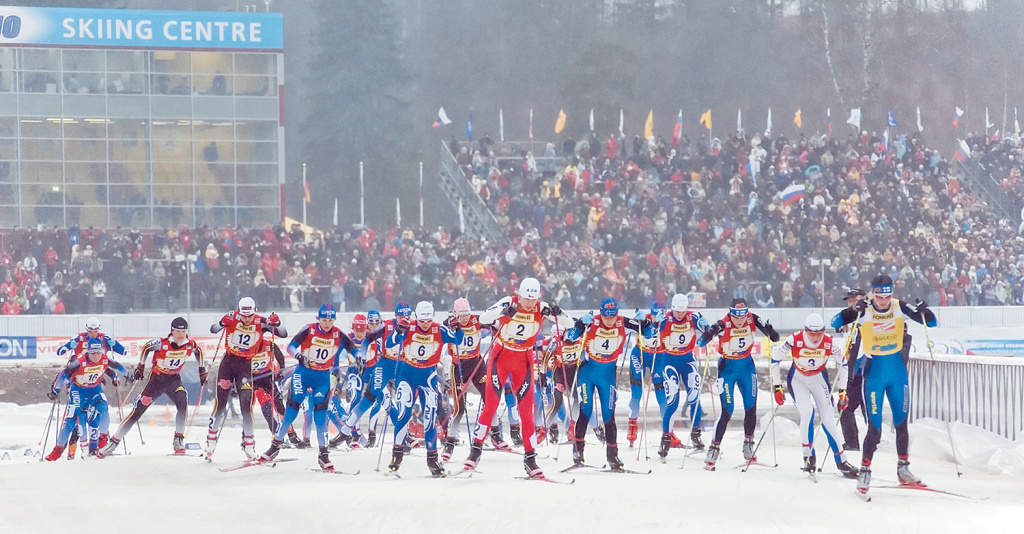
2 397 1022 534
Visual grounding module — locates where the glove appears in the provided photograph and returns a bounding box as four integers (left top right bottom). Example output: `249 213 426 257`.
915 299 930 314
231 310 241 321
443 315 459 330
580 311 594 326
198 366 208 385
355 356 366 375
544 304 562 317
47 389 58 400
501 303 518 318
111 375 120 387
853 298 868 314
633 309 644 321
268 313 281 326
774 385 785 406
654 309 666 323
132 364 144 382
838 390 849 412
296 354 307 367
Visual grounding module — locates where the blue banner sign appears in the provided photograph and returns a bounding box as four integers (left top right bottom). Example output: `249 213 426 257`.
0 6 282 50
0 336 36 359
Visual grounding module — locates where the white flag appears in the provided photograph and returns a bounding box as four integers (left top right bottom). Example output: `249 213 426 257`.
619 109 624 137
333 197 338 226
916 106 923 133
589 108 594 132
737 108 742 132
499 108 504 142
985 107 994 129
766 108 772 134
435 107 452 126
458 198 465 234
847 108 861 129
1015 108 1020 137
396 198 401 227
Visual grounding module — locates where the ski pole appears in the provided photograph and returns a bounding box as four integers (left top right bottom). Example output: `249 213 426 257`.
112 380 130 455
186 329 225 435
374 398 391 472
681 345 714 470
741 403 781 472
39 394 59 449
921 316 960 477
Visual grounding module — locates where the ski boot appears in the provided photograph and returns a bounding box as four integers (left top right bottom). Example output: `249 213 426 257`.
837 460 860 479
572 440 586 467
388 445 404 472
366 430 377 448
606 444 624 471
318 447 334 472
204 429 219 460
897 459 922 485
742 436 756 461
44 445 65 462
464 442 483 470
99 437 120 458
97 434 109 450
802 454 817 473
427 450 445 477
548 424 559 444
669 432 684 448
704 443 721 471
843 440 860 452
261 439 282 462
658 432 672 460
535 426 547 444
627 418 638 447
510 424 523 447
690 428 705 451
296 438 312 450
856 464 872 494
66 441 78 460
489 426 509 450
328 432 351 449
523 451 543 478
287 428 302 447
242 434 256 459
594 424 606 444
172 433 185 454
441 437 457 463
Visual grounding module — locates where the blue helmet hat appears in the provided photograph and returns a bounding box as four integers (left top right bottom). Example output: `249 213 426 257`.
318 303 337 320
650 301 666 316
600 297 619 317
86 337 104 353
729 298 749 317
395 301 412 317
367 310 382 324
871 274 894 296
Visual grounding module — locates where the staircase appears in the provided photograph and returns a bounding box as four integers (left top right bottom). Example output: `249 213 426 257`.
437 141 508 244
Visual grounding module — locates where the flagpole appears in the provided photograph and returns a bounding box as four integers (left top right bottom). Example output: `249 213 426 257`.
302 162 307 227
359 161 365 227
419 161 424 228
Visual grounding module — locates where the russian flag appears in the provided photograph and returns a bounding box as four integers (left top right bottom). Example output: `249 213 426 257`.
433 107 452 128
782 183 805 207
954 139 970 162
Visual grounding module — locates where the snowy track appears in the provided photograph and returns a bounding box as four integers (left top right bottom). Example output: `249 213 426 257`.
2 402 1022 533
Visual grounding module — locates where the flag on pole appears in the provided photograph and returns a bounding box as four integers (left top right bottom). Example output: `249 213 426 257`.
619 109 624 137
794 109 802 129
954 139 970 162
737 108 742 132
458 198 465 234
529 109 534 141
887 110 898 127
766 108 773 134
847 108 861 129
499 108 504 142
644 110 654 139
333 198 338 226
827 107 832 136
673 109 683 146
882 129 889 152
555 109 567 134
781 182 805 207
589 109 594 132
985 107 994 130
916 107 923 133
953 106 963 127
303 176 311 203
396 198 401 227
1015 108 1020 138
432 107 452 128
700 109 712 130
465 110 473 140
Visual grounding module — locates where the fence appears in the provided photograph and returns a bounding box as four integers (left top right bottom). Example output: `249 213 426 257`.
909 352 1024 440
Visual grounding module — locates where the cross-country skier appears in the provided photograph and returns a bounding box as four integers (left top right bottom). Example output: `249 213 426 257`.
626 301 664 448
834 288 866 451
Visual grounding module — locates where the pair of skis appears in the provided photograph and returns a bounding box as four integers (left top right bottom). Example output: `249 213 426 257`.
856 482 986 502
560 463 651 475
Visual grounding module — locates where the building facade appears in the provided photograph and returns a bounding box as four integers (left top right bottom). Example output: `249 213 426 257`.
0 6 284 229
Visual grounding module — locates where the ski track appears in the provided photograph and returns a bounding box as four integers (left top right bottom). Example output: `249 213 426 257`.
1 401 1022 534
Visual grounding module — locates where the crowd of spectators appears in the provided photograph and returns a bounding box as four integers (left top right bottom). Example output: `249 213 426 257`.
1 125 1023 316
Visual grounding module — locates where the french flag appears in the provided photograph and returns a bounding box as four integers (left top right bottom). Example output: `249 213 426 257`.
782 183 805 207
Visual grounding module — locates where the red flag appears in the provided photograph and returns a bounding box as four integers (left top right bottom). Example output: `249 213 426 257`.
672 110 682 146
303 177 311 203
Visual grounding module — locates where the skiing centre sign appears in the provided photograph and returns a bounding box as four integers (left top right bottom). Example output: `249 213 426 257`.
0 336 37 359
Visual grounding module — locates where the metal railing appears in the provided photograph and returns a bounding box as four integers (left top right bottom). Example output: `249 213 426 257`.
437 140 508 243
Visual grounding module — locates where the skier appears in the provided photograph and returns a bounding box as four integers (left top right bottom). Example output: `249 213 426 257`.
626 301 664 448
205 296 287 460
462 278 573 478
702 298 779 470
571 297 649 470
250 331 291 440
831 275 937 495
834 288 866 451
541 321 585 444
101 317 206 456
442 298 489 461
45 337 131 460
384 301 464 476
770 313 859 478
261 303 359 471
653 293 711 460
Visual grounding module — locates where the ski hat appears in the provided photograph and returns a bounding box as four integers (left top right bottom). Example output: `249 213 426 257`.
318 303 337 320
729 298 749 317
804 313 826 332
171 317 189 330
238 297 256 316
650 301 666 316
367 310 382 325
871 275 894 296
352 314 367 328
600 297 619 317
844 288 865 300
518 277 541 300
86 337 104 353
85 316 101 331
415 301 435 321
453 298 472 318
671 293 688 312
395 301 412 317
